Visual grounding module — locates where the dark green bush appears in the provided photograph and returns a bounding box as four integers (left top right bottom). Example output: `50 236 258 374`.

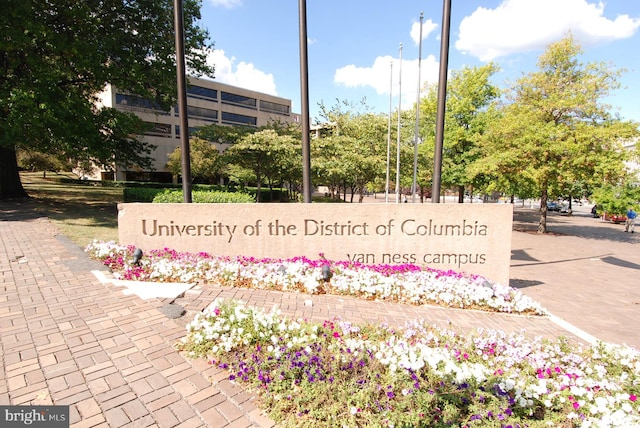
152 189 255 203
123 187 169 202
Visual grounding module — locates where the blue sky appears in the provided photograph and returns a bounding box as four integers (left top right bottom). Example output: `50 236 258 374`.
197 0 640 124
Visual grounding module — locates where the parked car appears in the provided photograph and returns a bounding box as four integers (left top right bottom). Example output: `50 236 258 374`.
547 201 560 211
603 213 627 224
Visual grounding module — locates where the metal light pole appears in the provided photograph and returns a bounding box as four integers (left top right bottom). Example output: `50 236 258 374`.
395 43 403 204
411 12 424 203
385 61 393 203
173 0 192 203
298 0 312 203
432 0 452 203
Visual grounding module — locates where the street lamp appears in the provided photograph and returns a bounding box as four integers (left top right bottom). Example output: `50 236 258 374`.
385 61 393 203
173 0 192 203
298 0 312 203
432 0 452 203
412 12 424 203
395 43 403 204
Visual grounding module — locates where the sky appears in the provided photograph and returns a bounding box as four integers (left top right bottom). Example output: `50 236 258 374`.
196 0 640 124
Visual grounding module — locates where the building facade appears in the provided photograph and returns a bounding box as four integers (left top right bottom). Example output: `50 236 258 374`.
96 77 299 182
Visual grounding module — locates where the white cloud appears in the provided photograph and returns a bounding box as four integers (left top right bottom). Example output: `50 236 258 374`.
334 53 440 110
410 18 438 46
456 0 640 61
210 0 243 8
201 49 278 95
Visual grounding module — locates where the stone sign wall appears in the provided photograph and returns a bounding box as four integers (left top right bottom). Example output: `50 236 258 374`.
117 203 513 285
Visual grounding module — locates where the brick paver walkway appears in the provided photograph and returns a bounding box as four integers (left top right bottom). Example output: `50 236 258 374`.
1 200 638 427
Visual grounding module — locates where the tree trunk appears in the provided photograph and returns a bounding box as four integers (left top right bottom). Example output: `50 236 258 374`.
0 146 28 199
458 185 464 203
538 188 548 234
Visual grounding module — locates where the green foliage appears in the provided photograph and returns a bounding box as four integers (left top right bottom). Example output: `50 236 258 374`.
425 64 501 197
17 150 73 175
1 0 213 198
473 35 639 232
314 100 388 201
223 129 300 202
124 187 172 202
591 183 640 215
152 189 255 203
167 137 221 183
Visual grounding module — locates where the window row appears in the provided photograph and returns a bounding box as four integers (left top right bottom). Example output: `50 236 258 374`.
143 112 259 138
117 90 289 118
116 94 169 114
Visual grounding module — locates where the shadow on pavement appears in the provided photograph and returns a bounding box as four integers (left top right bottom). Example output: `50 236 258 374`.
513 208 640 244
600 256 640 271
510 278 544 289
511 249 539 262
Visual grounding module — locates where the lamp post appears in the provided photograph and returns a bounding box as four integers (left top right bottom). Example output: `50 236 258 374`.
385 61 393 203
395 43 403 204
412 12 424 203
173 0 192 203
298 0 312 203
432 0 452 203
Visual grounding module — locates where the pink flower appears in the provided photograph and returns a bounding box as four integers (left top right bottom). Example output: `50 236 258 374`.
630 394 637 402
573 401 580 409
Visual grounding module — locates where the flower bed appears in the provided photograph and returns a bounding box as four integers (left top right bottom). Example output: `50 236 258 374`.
85 240 547 315
177 299 640 427
86 241 640 426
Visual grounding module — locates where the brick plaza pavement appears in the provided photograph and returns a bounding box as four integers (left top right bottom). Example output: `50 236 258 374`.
1 199 638 427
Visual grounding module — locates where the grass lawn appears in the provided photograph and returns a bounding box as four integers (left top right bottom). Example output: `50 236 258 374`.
19 171 121 247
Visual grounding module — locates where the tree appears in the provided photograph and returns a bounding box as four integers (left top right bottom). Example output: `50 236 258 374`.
167 137 220 184
476 35 638 233
591 183 640 216
1 0 213 199
315 99 388 201
224 129 299 202
419 64 500 202
17 150 73 178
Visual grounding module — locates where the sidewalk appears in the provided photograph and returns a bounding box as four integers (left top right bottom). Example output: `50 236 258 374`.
1 201 638 426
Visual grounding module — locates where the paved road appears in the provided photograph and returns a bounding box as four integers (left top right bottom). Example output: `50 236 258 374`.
510 205 640 349
1 199 638 427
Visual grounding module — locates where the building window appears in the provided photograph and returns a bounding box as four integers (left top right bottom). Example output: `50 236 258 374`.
187 85 217 101
143 122 172 137
259 100 290 115
175 126 202 137
116 94 169 114
221 92 257 109
221 112 257 126
174 105 218 122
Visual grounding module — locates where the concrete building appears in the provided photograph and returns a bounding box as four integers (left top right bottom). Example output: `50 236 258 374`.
95 77 299 182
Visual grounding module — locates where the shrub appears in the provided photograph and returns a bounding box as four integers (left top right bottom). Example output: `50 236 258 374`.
152 189 255 203
124 187 169 202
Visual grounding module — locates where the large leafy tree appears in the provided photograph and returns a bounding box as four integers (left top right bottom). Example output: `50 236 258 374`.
315 99 388 201
419 64 500 202
1 0 213 199
167 137 220 184
224 129 299 202
476 35 638 233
